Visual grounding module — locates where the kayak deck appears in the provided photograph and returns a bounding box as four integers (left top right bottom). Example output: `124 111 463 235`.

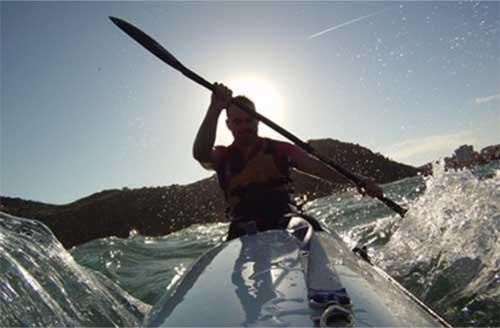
145 231 313 326
144 223 450 327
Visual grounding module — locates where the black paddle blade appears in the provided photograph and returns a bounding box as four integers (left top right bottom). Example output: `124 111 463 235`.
109 16 184 70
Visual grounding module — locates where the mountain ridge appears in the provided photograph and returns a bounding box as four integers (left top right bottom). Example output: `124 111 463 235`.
1 138 418 248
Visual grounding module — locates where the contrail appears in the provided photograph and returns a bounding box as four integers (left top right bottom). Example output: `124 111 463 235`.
475 92 500 105
308 8 389 39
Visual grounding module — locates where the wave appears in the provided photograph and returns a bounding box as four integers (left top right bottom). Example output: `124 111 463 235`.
71 223 227 305
335 161 500 326
1 161 498 327
0 212 149 327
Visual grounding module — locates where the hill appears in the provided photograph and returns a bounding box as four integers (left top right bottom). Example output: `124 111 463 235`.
1 138 418 248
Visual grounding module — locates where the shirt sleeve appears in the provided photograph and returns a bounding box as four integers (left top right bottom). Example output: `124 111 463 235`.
272 140 299 168
212 145 228 170
198 145 228 171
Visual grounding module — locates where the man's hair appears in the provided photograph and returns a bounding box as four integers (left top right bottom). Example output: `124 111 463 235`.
230 95 255 112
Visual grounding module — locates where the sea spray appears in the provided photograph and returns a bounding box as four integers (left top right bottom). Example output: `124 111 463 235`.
0 212 148 327
304 161 499 326
1 161 498 327
375 162 500 326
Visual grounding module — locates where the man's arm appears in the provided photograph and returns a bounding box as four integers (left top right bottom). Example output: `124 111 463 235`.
289 145 384 198
192 83 232 170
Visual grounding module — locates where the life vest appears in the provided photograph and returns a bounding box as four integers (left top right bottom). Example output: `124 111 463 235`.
215 138 294 217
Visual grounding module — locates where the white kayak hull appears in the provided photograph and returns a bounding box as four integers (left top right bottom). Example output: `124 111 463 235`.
144 220 451 327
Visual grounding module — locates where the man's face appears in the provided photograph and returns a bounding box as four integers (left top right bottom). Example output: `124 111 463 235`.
226 105 259 146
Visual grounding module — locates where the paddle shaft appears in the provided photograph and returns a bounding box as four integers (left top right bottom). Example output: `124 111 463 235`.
110 16 407 217
173 68 406 217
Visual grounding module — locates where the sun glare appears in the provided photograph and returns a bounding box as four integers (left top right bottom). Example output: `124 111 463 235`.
216 76 286 144
228 76 285 127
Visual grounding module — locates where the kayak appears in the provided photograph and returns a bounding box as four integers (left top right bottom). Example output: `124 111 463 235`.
143 216 452 327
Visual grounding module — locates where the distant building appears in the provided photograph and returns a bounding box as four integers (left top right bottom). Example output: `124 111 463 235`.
481 144 500 160
454 145 475 162
419 143 498 175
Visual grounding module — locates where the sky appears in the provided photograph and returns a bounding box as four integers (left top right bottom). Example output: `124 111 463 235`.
1 1 499 205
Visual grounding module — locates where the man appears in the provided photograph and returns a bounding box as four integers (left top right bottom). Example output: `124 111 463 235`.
193 82 383 239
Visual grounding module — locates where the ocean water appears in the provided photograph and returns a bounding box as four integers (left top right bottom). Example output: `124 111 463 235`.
1 161 499 327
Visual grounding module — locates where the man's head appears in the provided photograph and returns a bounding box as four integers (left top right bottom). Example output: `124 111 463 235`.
226 95 259 146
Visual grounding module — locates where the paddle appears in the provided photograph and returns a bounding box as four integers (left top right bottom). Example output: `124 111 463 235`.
109 16 408 217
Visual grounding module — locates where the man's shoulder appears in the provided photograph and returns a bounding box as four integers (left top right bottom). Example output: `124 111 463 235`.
212 145 232 163
197 145 231 171
264 137 291 146
265 138 296 154
214 145 228 152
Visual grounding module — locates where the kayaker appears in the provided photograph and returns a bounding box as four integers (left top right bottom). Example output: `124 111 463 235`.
193 82 383 239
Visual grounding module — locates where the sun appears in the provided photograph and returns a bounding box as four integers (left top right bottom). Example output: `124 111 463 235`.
227 76 285 137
